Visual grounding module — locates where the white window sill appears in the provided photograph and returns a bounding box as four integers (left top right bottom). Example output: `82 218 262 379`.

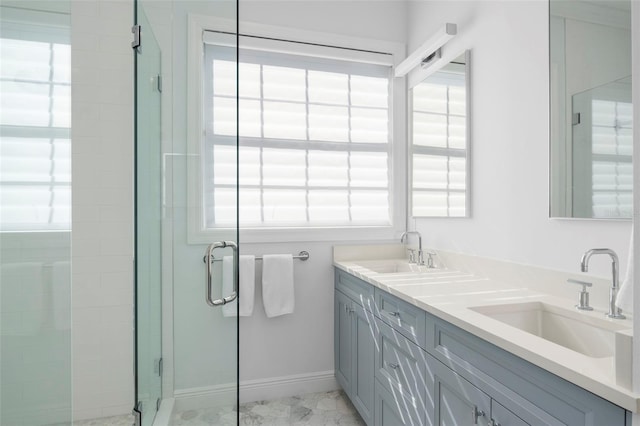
188 225 399 244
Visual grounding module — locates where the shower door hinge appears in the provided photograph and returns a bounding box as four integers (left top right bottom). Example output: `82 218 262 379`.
572 112 581 126
132 401 142 426
154 358 163 377
131 25 141 49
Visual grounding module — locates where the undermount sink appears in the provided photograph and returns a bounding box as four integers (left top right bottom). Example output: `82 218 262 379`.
353 259 434 274
469 301 628 358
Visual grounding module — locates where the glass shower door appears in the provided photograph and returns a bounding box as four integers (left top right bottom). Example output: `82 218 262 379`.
134 5 162 426
134 1 240 425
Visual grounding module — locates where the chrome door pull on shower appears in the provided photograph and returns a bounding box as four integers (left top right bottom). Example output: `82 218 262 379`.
204 241 238 307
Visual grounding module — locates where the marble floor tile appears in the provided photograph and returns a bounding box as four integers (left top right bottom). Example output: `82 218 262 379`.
171 390 365 426
72 415 134 426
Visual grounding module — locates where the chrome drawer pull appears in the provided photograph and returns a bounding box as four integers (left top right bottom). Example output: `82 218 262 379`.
389 311 401 318
387 362 400 370
471 406 485 424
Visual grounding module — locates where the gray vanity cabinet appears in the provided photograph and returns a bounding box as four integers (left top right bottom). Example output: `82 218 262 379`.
427 315 627 425
431 352 532 426
334 271 376 425
334 269 630 426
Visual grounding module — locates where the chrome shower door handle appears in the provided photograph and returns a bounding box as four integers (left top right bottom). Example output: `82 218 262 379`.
204 241 238 307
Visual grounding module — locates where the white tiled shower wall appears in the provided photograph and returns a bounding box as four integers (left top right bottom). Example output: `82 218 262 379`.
71 0 135 419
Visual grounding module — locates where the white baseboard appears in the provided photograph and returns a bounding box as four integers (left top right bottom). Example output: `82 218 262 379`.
172 370 338 413
239 370 338 403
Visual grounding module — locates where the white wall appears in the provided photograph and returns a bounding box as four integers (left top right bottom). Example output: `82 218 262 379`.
407 1 632 286
71 0 134 419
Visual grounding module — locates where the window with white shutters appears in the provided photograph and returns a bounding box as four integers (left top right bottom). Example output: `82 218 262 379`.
590 98 633 218
0 9 71 231
411 65 467 217
202 34 393 230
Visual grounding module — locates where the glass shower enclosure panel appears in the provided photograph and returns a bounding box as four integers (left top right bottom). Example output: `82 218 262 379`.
0 2 72 425
134 5 163 426
135 1 240 424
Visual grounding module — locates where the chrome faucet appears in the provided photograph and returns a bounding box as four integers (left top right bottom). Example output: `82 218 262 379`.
400 231 424 265
580 248 625 319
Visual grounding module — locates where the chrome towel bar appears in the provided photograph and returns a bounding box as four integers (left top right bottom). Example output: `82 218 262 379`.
204 250 310 263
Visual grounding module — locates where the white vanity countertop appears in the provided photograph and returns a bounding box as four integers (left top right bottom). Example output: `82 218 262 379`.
333 245 639 413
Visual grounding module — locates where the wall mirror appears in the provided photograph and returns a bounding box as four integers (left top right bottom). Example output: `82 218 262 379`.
409 51 470 217
549 0 633 219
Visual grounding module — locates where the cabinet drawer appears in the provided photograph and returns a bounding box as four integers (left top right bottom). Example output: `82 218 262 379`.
335 269 374 311
375 288 426 348
374 379 425 426
375 320 428 413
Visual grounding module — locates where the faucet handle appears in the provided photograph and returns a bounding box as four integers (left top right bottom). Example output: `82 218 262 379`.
567 279 593 311
567 278 592 288
424 251 437 268
407 249 416 264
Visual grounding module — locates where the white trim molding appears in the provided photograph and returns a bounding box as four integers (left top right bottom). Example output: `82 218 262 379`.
185 14 406 245
172 370 338 412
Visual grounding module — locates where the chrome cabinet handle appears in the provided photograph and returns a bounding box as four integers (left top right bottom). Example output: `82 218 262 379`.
471 406 485 424
389 311 401 318
387 362 400 370
204 241 238 307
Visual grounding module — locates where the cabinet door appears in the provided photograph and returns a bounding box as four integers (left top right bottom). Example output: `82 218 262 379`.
335 290 353 394
376 320 429 419
375 379 424 426
431 359 491 426
351 303 376 425
491 400 529 426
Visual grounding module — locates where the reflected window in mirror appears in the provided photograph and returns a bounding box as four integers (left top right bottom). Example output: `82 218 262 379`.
549 0 633 219
410 52 470 217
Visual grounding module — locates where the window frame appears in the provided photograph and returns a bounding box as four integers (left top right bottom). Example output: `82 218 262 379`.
186 15 406 244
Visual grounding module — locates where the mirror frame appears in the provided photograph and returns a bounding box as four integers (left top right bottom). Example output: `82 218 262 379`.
408 49 472 218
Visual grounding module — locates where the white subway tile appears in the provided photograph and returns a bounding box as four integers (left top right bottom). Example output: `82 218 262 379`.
72 272 102 307
100 404 132 418
71 1 99 18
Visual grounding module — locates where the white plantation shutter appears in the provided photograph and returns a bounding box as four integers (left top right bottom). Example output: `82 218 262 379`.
0 11 71 231
203 35 392 229
411 67 467 217
590 99 633 218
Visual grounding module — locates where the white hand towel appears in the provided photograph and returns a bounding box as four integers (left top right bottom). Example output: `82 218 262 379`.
262 254 294 318
222 255 256 317
616 233 633 313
